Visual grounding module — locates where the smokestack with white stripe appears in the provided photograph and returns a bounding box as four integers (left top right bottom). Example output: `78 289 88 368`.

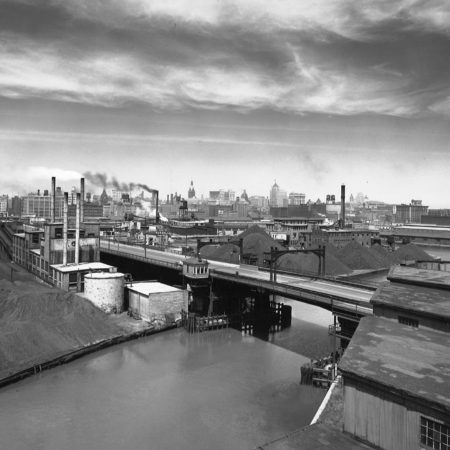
75 192 80 265
340 184 346 229
63 192 68 266
51 177 56 223
80 178 85 224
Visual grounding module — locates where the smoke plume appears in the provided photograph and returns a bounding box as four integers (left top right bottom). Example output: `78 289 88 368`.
83 172 157 194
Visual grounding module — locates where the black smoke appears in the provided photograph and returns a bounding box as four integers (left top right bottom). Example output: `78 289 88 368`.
83 172 157 194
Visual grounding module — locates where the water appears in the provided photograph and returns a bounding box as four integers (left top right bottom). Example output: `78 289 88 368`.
0 319 328 450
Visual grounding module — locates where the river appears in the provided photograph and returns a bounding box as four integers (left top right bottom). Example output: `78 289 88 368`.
0 302 332 450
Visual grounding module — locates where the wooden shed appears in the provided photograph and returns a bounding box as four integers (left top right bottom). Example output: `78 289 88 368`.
339 316 450 450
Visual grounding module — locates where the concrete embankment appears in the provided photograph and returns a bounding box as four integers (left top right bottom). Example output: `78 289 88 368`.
0 262 178 389
0 324 176 389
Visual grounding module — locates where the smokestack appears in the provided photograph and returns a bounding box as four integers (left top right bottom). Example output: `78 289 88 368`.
63 192 68 266
75 193 80 265
51 177 56 223
80 178 85 224
155 191 159 224
167 194 169 204
171 194 173 205
340 184 346 229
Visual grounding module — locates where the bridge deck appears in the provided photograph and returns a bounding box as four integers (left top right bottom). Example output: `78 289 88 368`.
100 240 374 316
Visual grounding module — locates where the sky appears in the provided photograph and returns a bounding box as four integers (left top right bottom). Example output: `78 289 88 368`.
0 0 450 207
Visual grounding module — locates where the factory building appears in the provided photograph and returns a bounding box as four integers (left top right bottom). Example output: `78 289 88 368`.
13 177 118 293
339 264 450 450
393 200 428 224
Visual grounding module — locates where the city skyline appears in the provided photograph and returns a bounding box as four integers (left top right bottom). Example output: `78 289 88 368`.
1 1 450 207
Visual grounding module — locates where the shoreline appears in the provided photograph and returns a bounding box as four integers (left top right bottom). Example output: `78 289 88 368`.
0 323 177 390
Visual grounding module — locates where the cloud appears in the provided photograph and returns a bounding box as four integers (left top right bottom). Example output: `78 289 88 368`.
26 166 82 181
0 0 449 117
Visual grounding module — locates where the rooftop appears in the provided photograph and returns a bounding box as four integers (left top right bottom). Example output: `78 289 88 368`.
84 272 124 279
184 257 208 266
371 281 450 320
127 281 181 296
51 262 115 273
258 423 372 449
388 265 450 290
339 316 450 412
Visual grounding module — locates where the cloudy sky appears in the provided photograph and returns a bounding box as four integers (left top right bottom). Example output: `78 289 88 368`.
1 0 450 206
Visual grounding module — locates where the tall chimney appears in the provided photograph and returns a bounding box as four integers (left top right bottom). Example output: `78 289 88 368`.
340 184 346 229
51 177 56 223
75 192 80 265
155 191 159 224
63 192 68 266
80 178 85 224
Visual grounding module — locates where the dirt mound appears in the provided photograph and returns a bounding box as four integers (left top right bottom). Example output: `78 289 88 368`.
200 243 240 264
391 243 434 264
337 241 388 270
277 252 351 276
0 279 124 379
236 225 284 265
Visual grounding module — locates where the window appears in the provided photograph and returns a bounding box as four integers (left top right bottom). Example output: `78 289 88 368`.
32 234 39 244
55 228 63 238
421 416 449 450
398 316 419 328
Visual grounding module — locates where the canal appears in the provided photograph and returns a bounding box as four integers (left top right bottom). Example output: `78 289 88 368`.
0 302 332 450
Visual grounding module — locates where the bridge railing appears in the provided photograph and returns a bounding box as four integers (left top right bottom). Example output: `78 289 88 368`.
100 245 182 270
209 268 373 316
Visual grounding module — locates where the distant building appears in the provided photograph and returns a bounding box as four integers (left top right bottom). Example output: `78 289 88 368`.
21 191 65 219
393 199 428 224
208 189 235 204
385 224 450 246
248 196 268 209
269 181 287 207
8 196 21 217
0 195 8 216
288 192 306 205
241 189 249 202
188 180 196 199
309 228 379 249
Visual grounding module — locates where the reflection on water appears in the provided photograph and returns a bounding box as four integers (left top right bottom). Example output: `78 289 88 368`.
0 327 326 450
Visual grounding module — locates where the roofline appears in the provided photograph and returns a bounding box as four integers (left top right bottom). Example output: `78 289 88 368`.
371 302 450 321
340 369 450 417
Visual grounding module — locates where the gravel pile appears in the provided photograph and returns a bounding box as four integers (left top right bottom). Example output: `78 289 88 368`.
237 225 284 266
200 243 240 264
0 279 124 379
391 243 434 264
337 241 388 270
278 252 352 276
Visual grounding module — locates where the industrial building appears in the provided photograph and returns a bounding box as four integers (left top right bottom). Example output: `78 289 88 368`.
393 199 428 224
12 177 118 292
340 316 450 450
339 264 450 449
127 281 187 324
384 224 450 246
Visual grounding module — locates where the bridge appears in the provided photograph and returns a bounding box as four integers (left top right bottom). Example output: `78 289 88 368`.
100 240 375 319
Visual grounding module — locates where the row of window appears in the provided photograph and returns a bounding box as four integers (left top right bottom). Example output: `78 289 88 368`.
421 416 449 450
